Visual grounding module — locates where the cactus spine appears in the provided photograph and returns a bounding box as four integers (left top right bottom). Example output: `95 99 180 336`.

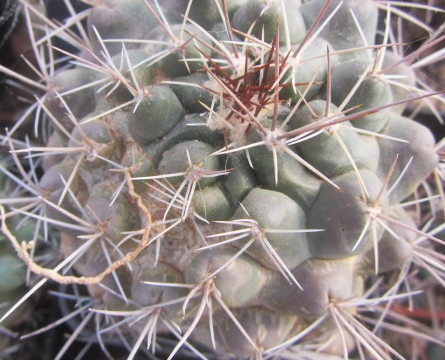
1 0 445 359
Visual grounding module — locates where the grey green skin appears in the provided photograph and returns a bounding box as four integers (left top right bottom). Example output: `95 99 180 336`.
0 169 36 341
232 0 305 45
1 0 442 358
299 0 378 61
330 58 394 132
0 239 27 328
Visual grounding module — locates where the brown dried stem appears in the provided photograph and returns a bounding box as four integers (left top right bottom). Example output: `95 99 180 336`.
0 169 152 285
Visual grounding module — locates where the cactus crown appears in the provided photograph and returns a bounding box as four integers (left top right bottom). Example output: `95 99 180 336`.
1 0 445 359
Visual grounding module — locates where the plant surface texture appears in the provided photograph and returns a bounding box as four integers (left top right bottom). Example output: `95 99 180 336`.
1 0 445 359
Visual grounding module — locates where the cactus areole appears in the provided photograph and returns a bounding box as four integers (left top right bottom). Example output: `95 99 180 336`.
1 0 445 359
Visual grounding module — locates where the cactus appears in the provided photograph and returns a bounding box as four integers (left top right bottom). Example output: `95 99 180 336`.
0 149 39 359
1 0 445 358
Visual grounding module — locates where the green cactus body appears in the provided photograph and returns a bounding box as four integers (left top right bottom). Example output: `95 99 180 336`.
1 0 444 359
